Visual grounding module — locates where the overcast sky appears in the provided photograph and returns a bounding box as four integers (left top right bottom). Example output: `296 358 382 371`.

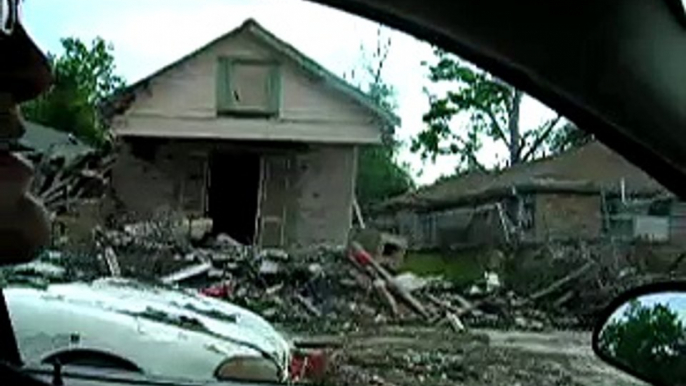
22 0 556 185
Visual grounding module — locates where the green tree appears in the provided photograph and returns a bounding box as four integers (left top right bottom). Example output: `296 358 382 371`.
412 49 567 171
599 300 686 385
348 27 413 209
357 146 413 209
22 37 125 147
547 121 593 154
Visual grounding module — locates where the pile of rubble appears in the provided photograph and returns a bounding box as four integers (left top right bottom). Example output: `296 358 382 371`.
19 218 669 333
30 149 115 213
91 224 422 329
72 222 663 333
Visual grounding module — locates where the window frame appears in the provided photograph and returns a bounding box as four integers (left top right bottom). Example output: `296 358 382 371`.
216 57 282 118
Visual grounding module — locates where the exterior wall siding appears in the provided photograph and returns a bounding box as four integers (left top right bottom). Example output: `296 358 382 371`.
114 33 381 143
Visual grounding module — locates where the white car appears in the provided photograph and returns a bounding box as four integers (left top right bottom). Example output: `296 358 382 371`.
5 277 292 383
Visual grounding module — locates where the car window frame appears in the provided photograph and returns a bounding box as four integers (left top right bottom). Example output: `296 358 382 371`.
3 0 686 385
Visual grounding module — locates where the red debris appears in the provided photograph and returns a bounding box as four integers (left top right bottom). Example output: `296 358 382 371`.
200 281 232 298
351 247 373 266
290 349 329 382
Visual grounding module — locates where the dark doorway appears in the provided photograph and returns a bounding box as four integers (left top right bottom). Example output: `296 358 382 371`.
208 152 261 245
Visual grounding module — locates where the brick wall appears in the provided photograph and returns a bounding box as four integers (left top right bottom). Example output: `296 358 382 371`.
111 141 180 218
113 139 357 247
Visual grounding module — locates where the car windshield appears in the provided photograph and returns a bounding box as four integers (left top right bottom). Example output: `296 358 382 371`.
0 1 679 385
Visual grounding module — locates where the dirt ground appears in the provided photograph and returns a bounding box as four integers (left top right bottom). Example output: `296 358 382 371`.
290 326 645 386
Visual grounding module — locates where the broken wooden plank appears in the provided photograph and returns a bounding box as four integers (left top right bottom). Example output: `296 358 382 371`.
495 202 511 244
425 293 462 314
353 197 366 229
428 292 489 319
294 294 322 318
350 242 431 320
376 265 430 319
529 262 594 301
373 279 399 316
265 283 284 296
160 261 212 284
103 247 121 277
451 293 475 310
446 312 466 332
552 290 575 308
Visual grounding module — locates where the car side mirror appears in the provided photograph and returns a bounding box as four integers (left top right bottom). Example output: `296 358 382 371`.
592 282 686 386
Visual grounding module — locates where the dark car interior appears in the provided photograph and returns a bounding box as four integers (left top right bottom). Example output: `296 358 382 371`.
1 0 685 385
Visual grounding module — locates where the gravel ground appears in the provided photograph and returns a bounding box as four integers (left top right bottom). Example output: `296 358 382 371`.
290 326 646 386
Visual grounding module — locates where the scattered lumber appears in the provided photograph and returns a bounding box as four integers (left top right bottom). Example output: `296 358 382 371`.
161 262 212 284
529 262 594 301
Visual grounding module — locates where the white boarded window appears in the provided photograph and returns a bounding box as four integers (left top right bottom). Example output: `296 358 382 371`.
217 57 281 116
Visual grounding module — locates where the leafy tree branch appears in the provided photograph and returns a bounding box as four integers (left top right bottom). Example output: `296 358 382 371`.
413 49 589 172
22 37 125 147
347 27 413 208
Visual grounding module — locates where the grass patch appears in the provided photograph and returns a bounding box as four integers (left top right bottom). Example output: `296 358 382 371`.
401 250 485 286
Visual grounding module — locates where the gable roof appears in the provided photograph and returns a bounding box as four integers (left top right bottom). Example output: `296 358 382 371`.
380 141 669 212
103 19 399 127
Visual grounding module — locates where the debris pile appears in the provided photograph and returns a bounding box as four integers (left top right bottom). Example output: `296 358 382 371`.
90 218 204 279
24 219 672 333
30 149 115 213
181 240 657 331
57 221 472 329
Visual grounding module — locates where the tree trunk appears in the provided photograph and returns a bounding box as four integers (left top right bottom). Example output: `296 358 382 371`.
508 89 523 165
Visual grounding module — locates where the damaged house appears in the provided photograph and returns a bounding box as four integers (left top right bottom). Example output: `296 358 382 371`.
105 19 397 247
374 142 681 249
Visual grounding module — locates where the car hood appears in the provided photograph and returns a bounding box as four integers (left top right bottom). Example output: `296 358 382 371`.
5 278 291 381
